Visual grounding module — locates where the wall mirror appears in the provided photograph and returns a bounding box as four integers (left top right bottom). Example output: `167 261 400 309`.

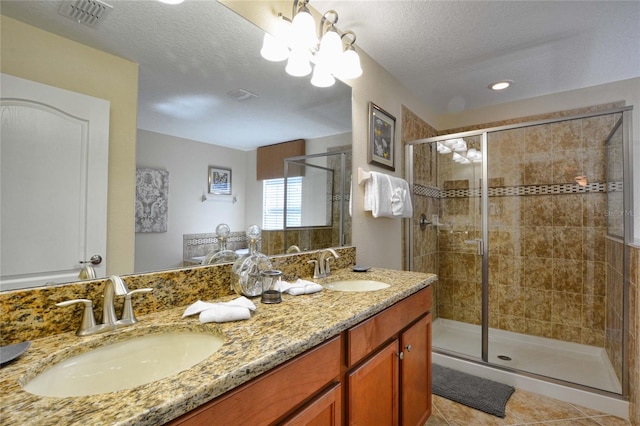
0 0 353 288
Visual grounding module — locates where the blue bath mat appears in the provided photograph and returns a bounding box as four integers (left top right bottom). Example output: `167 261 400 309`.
432 364 515 418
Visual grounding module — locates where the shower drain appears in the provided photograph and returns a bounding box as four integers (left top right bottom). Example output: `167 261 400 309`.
497 355 512 361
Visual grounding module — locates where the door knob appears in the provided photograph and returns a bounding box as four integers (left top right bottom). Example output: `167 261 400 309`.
80 254 102 265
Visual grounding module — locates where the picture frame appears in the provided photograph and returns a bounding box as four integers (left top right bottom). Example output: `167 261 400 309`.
208 166 232 195
368 102 396 171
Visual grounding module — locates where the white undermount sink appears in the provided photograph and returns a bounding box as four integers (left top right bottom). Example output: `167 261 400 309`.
22 332 224 397
322 279 390 292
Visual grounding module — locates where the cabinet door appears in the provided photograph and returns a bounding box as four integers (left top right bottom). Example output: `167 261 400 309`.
347 340 399 426
282 382 342 426
400 314 432 426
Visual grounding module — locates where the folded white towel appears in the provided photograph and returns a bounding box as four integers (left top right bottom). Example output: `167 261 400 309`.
182 296 256 323
387 175 413 218
364 172 413 218
364 172 393 218
278 279 323 295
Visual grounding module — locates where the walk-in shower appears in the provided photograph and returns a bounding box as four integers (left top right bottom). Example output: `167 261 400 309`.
406 107 633 410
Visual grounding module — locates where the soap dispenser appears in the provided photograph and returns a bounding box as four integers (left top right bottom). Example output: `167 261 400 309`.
231 225 272 297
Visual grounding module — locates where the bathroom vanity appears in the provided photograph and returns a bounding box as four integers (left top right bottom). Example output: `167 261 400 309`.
0 267 435 426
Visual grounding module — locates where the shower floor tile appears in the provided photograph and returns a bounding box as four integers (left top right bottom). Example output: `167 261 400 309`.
427 390 631 425
432 318 621 393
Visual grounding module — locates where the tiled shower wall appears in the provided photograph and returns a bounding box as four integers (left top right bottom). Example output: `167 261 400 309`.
402 106 439 306
436 115 620 347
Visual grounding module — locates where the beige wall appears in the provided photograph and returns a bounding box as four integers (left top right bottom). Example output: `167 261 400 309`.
1 16 139 275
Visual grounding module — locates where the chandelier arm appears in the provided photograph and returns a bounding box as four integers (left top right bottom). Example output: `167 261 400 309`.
319 10 339 38
340 30 357 47
292 0 309 20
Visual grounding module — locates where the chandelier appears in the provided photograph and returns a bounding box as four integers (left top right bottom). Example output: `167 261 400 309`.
260 0 363 88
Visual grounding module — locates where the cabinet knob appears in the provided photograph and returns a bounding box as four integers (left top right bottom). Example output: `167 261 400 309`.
397 352 404 360
405 344 412 352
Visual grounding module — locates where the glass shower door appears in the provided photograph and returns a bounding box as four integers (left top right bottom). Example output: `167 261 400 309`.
431 135 485 360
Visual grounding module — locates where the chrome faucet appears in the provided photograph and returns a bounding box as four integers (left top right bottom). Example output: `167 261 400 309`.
56 275 152 336
102 275 129 326
286 245 302 253
308 248 340 279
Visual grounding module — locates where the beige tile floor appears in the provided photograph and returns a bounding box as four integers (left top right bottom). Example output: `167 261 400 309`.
426 389 631 426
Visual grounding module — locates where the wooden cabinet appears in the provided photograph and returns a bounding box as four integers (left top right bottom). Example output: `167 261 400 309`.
346 286 432 426
167 336 341 426
165 286 432 426
347 340 399 425
281 383 342 426
400 314 432 426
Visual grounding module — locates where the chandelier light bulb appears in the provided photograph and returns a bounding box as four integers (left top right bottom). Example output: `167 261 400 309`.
290 7 317 50
260 33 290 62
338 46 362 79
317 28 343 73
453 141 467 152
285 47 312 77
311 64 336 87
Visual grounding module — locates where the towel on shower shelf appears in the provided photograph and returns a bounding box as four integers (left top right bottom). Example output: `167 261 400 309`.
364 171 413 218
181 296 256 323
278 279 323 295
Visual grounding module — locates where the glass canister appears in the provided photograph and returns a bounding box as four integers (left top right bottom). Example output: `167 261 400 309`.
202 223 240 265
260 270 282 304
231 225 272 297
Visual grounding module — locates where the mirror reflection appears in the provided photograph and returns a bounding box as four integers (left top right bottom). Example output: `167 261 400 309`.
0 1 353 289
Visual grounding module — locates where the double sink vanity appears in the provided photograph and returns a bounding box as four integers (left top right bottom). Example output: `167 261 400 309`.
0 250 435 426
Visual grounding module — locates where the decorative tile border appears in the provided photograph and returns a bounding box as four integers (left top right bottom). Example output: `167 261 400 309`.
414 182 614 199
414 184 441 198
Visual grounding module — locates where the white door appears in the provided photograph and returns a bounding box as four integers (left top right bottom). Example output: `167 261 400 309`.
1 73 110 290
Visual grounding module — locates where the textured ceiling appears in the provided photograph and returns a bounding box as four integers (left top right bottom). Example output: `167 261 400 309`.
2 0 639 149
314 0 640 115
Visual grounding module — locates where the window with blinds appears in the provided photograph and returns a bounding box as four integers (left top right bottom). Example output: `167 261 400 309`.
263 177 303 230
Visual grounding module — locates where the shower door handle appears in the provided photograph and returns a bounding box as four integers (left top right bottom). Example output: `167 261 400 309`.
464 239 484 256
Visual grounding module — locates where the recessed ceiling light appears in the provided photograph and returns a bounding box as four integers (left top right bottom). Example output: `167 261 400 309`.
157 0 184 4
489 80 513 91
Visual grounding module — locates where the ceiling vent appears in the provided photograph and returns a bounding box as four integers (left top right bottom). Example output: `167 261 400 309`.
226 89 259 102
58 0 113 28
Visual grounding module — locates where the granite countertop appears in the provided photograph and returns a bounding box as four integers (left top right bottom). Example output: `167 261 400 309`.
0 268 435 426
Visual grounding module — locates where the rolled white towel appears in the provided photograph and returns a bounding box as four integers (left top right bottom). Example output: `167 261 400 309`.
182 296 256 323
199 305 250 323
278 279 323 296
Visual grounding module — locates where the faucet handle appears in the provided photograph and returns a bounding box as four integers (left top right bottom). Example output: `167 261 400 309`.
56 299 97 336
118 288 153 326
307 260 321 279
324 257 335 276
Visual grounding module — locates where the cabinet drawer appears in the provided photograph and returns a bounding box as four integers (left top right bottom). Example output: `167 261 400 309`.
347 286 431 367
281 382 342 426
168 335 341 426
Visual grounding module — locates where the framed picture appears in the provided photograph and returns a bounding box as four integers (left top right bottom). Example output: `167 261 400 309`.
368 102 396 171
208 166 232 195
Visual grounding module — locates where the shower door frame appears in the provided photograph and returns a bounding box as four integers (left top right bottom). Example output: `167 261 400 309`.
406 106 633 397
